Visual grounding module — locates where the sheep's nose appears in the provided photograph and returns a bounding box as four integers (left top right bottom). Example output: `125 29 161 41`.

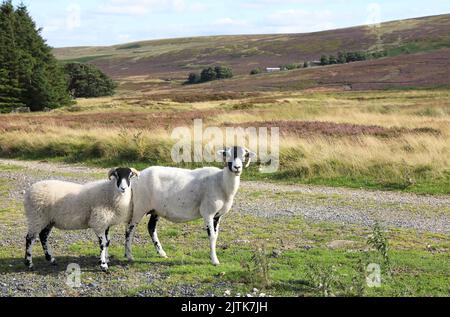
234 166 242 172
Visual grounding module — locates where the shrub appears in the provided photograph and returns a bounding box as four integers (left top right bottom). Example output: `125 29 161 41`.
214 65 233 79
337 52 346 64
367 221 391 273
328 55 337 64
320 55 329 66
200 67 217 82
250 67 262 75
241 243 271 289
345 51 367 62
187 72 200 84
65 63 116 98
370 51 388 59
186 65 234 84
280 63 301 71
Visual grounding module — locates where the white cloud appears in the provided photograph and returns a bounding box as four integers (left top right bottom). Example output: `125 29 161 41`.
43 18 64 33
98 0 207 16
41 4 81 34
214 17 248 27
117 34 132 42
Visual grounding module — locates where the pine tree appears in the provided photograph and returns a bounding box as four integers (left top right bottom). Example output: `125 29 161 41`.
0 1 71 112
200 67 217 82
0 1 24 112
65 63 116 98
13 3 71 111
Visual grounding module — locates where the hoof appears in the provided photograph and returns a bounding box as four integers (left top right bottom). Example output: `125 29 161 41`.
212 260 220 266
159 252 168 259
126 256 134 262
100 263 109 272
50 259 57 266
24 259 33 269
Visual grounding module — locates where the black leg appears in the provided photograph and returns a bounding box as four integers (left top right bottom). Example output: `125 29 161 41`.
105 227 110 263
125 223 136 261
24 233 37 268
148 214 167 257
147 215 159 240
39 224 55 264
213 215 221 233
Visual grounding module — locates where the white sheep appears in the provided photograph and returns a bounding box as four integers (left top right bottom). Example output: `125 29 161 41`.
23 167 139 271
125 146 256 265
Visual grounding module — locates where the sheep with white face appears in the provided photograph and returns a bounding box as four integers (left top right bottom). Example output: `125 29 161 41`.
126 146 256 265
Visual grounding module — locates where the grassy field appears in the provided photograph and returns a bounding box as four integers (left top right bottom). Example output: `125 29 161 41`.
0 89 449 195
0 164 448 297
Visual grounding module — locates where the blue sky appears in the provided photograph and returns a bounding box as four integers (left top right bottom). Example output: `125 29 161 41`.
12 0 450 47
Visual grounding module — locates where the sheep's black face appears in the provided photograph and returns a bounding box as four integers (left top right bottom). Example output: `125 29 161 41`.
108 167 139 194
218 146 257 176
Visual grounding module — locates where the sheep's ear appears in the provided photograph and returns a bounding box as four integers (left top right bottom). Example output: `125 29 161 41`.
217 148 231 158
130 168 140 179
245 149 257 168
247 150 257 159
108 168 117 180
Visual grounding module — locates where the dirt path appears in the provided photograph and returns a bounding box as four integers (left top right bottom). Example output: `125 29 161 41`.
1 158 449 234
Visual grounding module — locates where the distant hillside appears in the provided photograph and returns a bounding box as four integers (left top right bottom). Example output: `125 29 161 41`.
54 14 450 81
195 48 450 92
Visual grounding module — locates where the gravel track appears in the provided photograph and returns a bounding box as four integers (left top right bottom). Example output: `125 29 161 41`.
1 158 449 234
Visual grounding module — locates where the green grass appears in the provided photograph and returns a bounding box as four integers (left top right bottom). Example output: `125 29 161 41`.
0 163 24 172
245 166 450 196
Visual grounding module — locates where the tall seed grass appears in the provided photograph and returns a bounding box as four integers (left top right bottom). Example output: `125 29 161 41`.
0 89 449 194
0 125 448 193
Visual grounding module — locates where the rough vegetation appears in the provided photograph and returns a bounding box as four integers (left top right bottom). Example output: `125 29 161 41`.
0 89 448 195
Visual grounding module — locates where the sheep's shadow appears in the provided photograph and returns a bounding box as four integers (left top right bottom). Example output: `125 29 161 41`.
0 255 206 276
0 255 132 276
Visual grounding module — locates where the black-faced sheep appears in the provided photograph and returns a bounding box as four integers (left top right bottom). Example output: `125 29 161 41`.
125 146 256 265
24 167 139 271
